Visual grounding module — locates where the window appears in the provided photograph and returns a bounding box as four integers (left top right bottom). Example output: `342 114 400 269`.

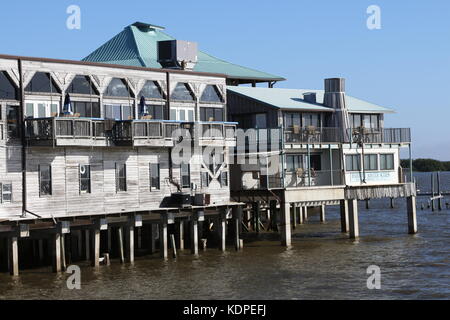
284 113 301 130
286 155 303 172
220 172 228 187
104 104 134 120
345 155 361 171
67 75 99 95
39 165 52 196
351 114 380 130
380 154 395 170
25 72 60 93
24 101 60 118
141 104 163 120
0 183 12 203
303 113 321 127
201 172 210 188
200 85 223 103
171 107 194 121
105 78 133 97
255 113 267 129
79 165 91 193
310 154 322 171
0 71 18 100
171 83 194 101
200 107 224 122
115 163 127 192
139 81 163 99
150 163 160 191
181 163 190 188
6 105 20 139
72 101 100 118
364 154 378 171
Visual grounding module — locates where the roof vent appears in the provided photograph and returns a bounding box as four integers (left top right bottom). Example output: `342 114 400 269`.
132 22 165 32
158 40 198 70
303 92 316 104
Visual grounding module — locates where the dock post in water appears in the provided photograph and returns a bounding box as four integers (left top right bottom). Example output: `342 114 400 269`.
177 220 184 250
117 227 125 264
84 229 90 261
390 198 395 209
218 209 227 252
407 196 418 234
320 204 326 223
190 210 201 255
303 206 308 222
365 199 370 210
431 173 435 211
232 206 242 251
159 218 168 259
8 236 19 276
170 234 177 259
291 204 297 229
52 233 61 273
125 224 135 263
437 172 442 211
269 200 278 231
280 202 292 247
297 204 303 224
92 228 100 267
149 224 157 254
348 199 359 239
340 200 349 233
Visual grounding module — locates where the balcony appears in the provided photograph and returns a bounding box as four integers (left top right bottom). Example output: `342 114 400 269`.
198 122 237 147
25 117 107 147
285 127 343 144
348 127 411 144
112 120 181 147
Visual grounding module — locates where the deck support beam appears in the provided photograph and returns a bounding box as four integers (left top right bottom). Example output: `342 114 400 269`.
117 227 125 264
52 233 61 273
126 224 134 263
190 211 201 255
340 200 349 233
407 195 417 234
177 220 184 250
348 199 359 239
302 206 308 222
291 204 297 229
218 211 227 252
232 206 242 250
280 202 292 247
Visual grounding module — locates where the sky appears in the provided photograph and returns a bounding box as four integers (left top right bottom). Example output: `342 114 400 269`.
0 0 449 159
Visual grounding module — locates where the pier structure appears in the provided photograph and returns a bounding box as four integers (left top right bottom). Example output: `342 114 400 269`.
228 78 416 245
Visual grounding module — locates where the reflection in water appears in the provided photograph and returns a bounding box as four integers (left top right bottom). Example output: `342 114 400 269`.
0 172 449 300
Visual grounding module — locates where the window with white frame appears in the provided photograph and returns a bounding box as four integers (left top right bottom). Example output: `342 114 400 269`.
39 165 52 196
115 163 127 192
149 163 160 191
364 154 378 171
380 154 395 170
0 183 12 203
79 164 91 194
170 107 194 121
104 104 134 120
345 155 361 171
25 101 59 118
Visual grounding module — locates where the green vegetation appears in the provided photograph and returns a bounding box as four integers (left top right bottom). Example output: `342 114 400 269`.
401 159 450 172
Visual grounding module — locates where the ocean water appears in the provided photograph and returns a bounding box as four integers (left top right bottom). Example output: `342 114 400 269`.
0 172 448 300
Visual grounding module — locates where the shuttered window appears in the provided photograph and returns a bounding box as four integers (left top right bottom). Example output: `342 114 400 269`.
115 163 127 192
150 163 160 191
39 165 52 196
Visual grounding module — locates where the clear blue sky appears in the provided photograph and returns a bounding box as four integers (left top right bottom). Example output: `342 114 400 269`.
1 0 449 159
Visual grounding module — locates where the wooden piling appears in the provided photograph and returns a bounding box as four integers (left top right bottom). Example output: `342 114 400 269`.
8 237 19 276
150 224 157 254
390 198 395 209
84 229 90 261
60 234 67 271
348 199 359 239
320 204 326 223
52 233 61 273
170 234 177 259
92 228 100 267
269 200 278 231
177 220 184 250
437 172 442 211
232 206 242 251
218 214 226 252
407 196 418 234
159 221 168 259
38 239 44 265
190 212 200 255
280 202 292 247
291 204 297 229
117 227 125 264
298 205 304 224
126 224 135 263
340 200 349 233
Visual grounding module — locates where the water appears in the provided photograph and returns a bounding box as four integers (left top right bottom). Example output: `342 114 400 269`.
0 172 449 300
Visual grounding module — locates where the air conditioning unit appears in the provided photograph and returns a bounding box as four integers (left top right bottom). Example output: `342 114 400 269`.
158 40 198 70
170 192 192 208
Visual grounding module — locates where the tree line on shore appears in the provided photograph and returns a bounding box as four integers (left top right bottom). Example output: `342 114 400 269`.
400 159 450 172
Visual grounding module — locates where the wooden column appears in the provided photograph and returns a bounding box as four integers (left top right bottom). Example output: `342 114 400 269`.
269 200 278 231
232 206 242 250
126 224 135 263
61 234 67 271
348 199 359 239
92 229 100 267
149 224 157 254
291 204 297 229
177 220 184 250
340 200 349 233
280 202 292 247
298 205 304 224
159 220 168 259
84 229 90 261
52 233 61 273
38 239 44 265
117 227 125 263
8 237 19 276
190 211 200 255
302 206 308 222
407 196 418 234
218 213 226 252
107 228 112 253
320 204 326 223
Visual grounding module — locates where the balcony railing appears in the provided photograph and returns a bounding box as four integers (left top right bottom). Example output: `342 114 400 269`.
25 117 106 141
284 170 344 188
112 120 181 142
285 127 343 144
348 127 411 144
200 122 237 140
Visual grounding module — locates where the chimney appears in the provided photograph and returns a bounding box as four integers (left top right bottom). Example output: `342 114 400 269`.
323 78 346 109
303 92 317 104
158 40 198 70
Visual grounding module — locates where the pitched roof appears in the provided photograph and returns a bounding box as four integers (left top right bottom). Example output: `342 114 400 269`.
227 86 395 113
83 23 285 83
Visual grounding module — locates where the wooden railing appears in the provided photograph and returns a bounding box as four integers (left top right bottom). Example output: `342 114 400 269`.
200 122 237 140
285 127 343 144
348 127 411 144
113 120 181 141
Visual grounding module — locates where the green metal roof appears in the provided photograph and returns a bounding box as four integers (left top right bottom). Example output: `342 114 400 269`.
83 23 285 82
227 86 395 113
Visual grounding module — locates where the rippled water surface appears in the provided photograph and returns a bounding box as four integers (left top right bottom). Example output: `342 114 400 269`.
0 172 449 299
